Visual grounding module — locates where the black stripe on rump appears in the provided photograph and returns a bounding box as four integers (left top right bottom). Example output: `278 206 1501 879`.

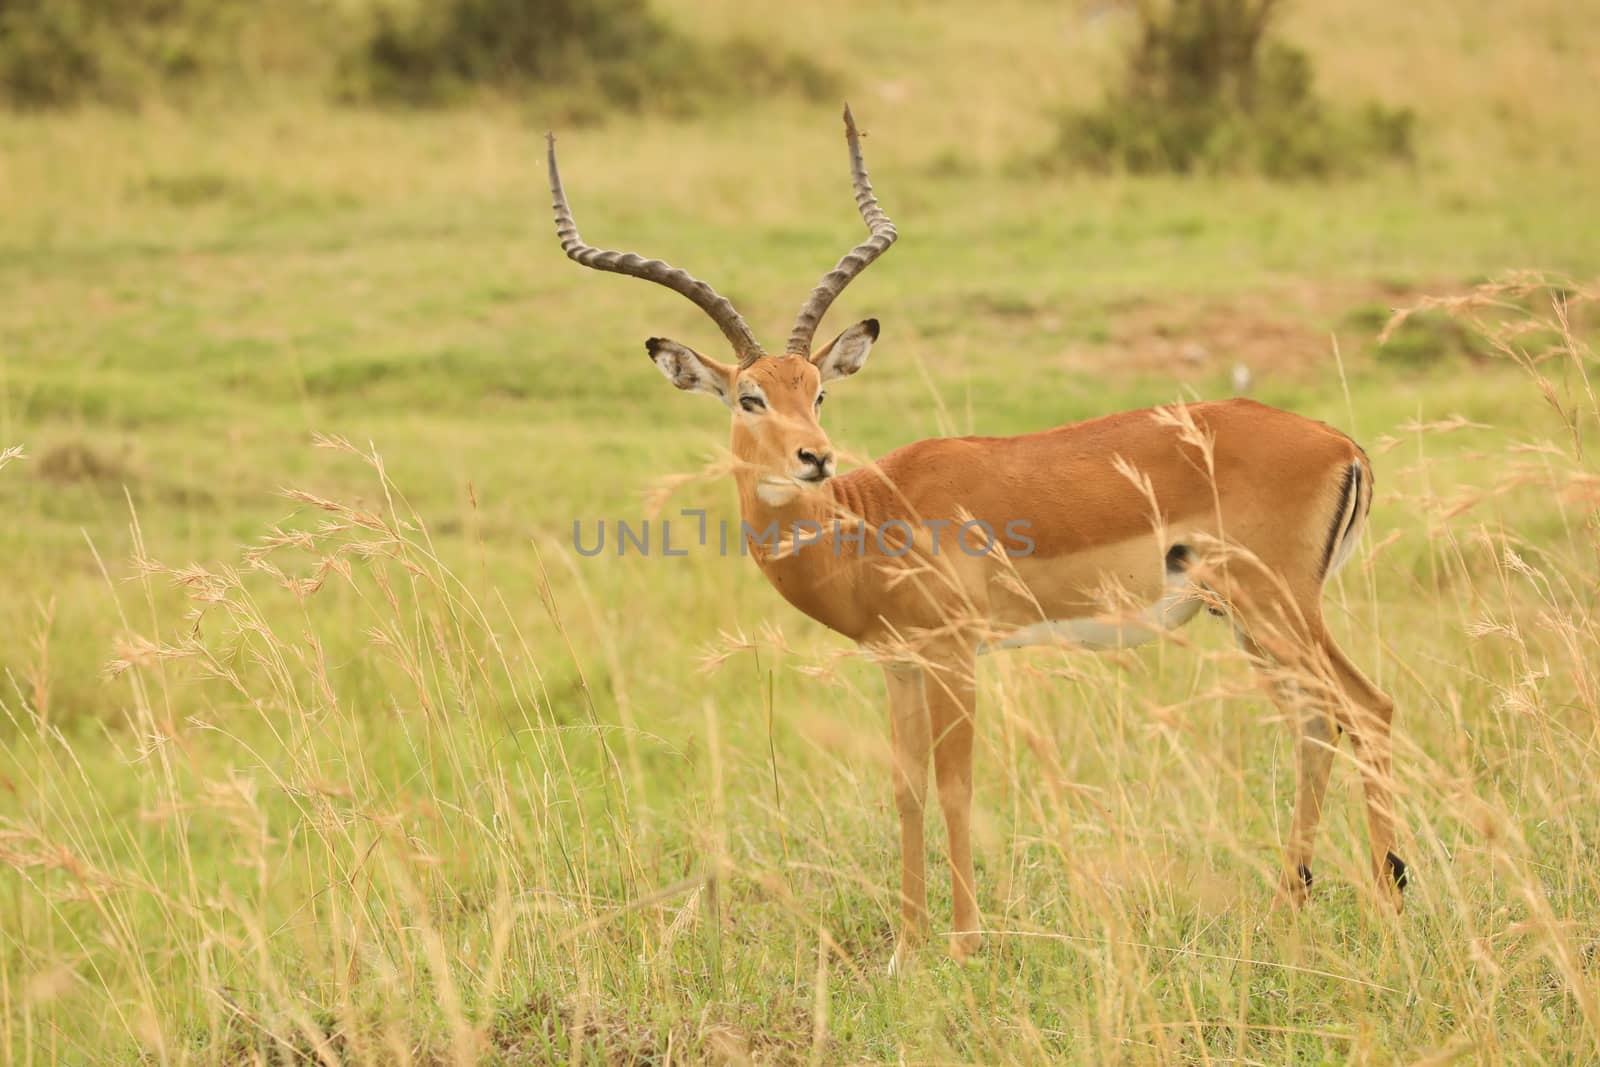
1319 462 1360 580
1338 463 1365 548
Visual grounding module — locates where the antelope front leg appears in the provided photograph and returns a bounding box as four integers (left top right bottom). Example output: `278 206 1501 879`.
884 664 931 971
927 646 981 960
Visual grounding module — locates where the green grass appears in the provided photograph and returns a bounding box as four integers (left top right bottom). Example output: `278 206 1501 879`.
3 1 1600 1061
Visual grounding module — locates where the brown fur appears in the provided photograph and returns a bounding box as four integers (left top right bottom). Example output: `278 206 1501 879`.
739 396 1364 643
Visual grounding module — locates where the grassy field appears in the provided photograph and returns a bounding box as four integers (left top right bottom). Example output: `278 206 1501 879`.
3 0 1600 1062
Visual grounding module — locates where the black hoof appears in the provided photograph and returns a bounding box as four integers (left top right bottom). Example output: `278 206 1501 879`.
1385 851 1408 891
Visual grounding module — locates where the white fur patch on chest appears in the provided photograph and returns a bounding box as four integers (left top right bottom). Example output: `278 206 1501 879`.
756 477 802 507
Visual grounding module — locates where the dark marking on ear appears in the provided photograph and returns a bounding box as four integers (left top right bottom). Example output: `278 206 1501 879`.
1386 851 1408 891
645 337 724 396
645 337 688 386
862 317 880 341
1298 864 1314 890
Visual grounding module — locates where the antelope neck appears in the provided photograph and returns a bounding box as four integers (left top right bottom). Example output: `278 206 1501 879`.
731 456 885 641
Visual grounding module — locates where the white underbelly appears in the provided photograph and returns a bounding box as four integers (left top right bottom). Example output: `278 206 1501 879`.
983 584 1206 654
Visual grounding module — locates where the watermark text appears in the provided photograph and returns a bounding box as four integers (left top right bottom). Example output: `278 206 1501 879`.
573 510 1035 558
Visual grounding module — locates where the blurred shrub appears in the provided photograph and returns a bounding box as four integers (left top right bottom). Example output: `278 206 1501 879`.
1344 303 1490 367
0 0 832 112
1052 0 1415 178
0 0 259 107
345 0 834 111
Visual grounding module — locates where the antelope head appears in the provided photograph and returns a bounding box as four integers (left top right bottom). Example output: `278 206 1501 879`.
547 106 897 505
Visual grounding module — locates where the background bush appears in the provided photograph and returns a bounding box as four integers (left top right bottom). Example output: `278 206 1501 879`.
349 0 832 111
0 0 257 107
1053 0 1416 177
0 0 833 112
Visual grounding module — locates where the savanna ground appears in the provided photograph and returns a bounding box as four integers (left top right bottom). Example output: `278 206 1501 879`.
3 1 1600 1062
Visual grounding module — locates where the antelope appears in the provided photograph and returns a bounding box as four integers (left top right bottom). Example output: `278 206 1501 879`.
547 107 1407 968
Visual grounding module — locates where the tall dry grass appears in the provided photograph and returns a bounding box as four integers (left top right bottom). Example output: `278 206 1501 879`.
2 277 1598 1062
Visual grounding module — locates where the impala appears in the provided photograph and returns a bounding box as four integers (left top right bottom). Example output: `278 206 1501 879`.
547 108 1407 966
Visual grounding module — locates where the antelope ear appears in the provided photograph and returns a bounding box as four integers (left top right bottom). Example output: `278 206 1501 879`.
645 337 735 404
810 319 878 382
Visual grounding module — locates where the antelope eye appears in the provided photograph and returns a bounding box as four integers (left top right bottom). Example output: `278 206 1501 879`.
739 395 766 414
815 392 826 408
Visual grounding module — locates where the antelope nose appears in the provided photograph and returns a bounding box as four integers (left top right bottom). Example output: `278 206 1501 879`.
797 448 834 477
